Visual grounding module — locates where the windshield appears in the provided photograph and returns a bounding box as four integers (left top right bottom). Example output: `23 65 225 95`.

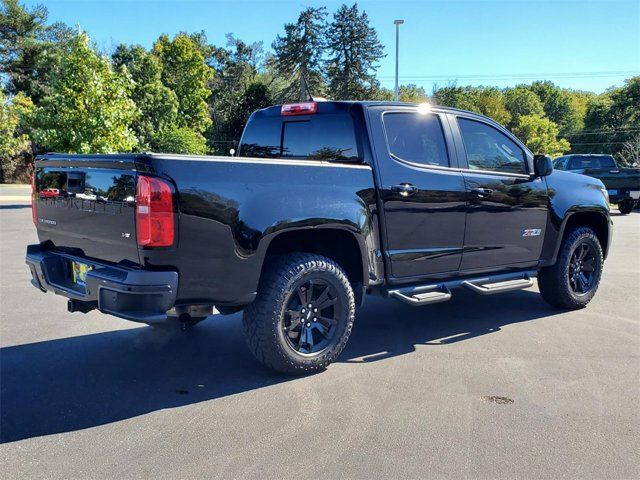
568 156 616 170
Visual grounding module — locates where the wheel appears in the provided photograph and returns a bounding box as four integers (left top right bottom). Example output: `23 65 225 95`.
618 199 634 215
242 253 355 374
538 227 603 309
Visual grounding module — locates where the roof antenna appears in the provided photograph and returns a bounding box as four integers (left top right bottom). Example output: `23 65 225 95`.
301 74 314 102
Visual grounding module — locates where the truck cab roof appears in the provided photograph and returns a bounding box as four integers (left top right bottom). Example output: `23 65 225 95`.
253 100 491 119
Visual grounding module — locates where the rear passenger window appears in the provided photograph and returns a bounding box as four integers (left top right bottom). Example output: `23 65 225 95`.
382 112 449 167
458 118 526 175
282 115 359 161
238 117 281 158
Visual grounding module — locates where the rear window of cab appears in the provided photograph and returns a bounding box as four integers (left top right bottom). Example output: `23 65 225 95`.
239 114 360 162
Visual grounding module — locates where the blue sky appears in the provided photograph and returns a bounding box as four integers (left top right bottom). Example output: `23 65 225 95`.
31 0 640 93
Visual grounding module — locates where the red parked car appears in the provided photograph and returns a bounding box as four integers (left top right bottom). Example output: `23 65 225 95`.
39 188 60 198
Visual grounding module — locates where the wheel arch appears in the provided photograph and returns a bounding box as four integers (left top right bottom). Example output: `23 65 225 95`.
259 227 369 306
554 209 611 262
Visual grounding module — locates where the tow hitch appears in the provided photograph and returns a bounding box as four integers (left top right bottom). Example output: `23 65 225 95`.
67 299 95 314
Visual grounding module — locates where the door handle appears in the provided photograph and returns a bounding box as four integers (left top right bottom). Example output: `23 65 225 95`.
470 187 493 198
391 183 419 197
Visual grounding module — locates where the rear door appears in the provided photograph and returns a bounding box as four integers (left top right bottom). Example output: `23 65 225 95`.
448 114 549 270
35 161 140 264
367 106 467 279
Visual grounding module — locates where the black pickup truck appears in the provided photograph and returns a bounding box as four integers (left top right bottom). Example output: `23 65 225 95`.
553 154 640 214
26 101 612 374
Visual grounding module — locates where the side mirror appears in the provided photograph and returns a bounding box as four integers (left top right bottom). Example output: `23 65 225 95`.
229 148 236 156
533 154 553 177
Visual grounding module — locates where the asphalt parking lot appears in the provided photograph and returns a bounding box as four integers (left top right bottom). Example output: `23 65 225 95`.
1 201 639 479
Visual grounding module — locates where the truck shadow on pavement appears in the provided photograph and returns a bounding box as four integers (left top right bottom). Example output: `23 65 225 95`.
1 289 559 443
0 204 31 210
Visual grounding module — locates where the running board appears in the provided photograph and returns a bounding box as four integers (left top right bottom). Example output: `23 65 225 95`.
389 285 452 306
385 270 536 306
462 276 533 295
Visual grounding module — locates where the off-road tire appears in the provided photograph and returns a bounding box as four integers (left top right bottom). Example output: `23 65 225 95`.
618 199 634 215
242 253 355 375
538 227 603 309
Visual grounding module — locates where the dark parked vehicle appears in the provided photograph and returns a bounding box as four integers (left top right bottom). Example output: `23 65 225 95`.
26 101 612 374
553 154 640 214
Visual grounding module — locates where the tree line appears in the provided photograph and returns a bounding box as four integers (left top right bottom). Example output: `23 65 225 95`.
1 0 638 182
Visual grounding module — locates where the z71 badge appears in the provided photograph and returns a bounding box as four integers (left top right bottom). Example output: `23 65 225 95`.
522 228 542 237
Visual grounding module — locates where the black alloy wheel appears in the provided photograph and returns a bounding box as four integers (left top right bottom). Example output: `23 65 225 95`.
538 226 603 309
242 253 355 374
283 279 342 355
568 242 597 295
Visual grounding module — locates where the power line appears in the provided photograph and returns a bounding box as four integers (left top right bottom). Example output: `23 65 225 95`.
565 127 640 134
379 70 639 81
569 141 629 146
564 129 640 137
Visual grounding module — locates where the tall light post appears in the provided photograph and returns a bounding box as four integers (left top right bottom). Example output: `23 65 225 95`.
393 19 404 102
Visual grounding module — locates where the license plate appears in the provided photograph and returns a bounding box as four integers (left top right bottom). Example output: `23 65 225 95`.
630 191 640 200
607 189 618 196
71 261 93 286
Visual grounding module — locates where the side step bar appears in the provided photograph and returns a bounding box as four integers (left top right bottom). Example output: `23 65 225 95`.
389 285 452 306
385 270 536 306
462 277 533 295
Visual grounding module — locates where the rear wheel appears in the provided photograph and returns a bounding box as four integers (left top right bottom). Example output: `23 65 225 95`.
243 253 355 374
538 227 603 309
618 199 634 215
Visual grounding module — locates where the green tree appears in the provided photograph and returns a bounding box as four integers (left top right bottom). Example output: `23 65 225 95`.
372 84 428 102
398 84 428 102
432 85 479 111
153 126 207 155
504 86 544 125
272 7 327 101
529 81 571 124
432 85 511 125
0 90 33 181
0 0 72 102
207 34 271 150
511 114 570 157
325 3 385 100
472 87 511 125
227 82 271 142
153 33 213 134
112 44 179 149
31 33 138 153
564 90 594 134
575 77 640 155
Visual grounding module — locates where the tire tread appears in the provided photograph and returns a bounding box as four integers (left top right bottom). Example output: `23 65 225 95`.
242 253 355 374
538 226 603 309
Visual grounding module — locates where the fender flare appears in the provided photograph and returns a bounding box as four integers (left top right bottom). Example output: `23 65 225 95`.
548 207 611 264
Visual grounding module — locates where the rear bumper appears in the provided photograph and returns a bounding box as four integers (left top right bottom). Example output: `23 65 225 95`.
25 244 178 323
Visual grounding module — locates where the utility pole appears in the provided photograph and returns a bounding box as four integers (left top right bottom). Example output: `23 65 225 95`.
394 19 404 102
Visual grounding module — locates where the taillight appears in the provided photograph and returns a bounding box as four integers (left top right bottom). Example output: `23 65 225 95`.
136 175 174 247
31 172 37 226
281 102 317 116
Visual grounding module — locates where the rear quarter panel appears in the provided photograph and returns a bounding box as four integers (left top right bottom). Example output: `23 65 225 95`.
142 156 380 305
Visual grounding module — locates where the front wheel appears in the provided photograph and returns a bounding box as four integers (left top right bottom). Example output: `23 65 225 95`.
243 253 355 374
618 199 634 215
538 227 604 309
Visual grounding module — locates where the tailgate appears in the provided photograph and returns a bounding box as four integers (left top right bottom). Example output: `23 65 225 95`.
586 168 640 190
34 160 140 264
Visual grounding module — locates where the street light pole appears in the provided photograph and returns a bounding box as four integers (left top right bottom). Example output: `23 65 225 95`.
394 19 404 102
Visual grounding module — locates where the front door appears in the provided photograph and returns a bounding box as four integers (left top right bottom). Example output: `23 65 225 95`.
450 115 549 271
367 106 467 279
